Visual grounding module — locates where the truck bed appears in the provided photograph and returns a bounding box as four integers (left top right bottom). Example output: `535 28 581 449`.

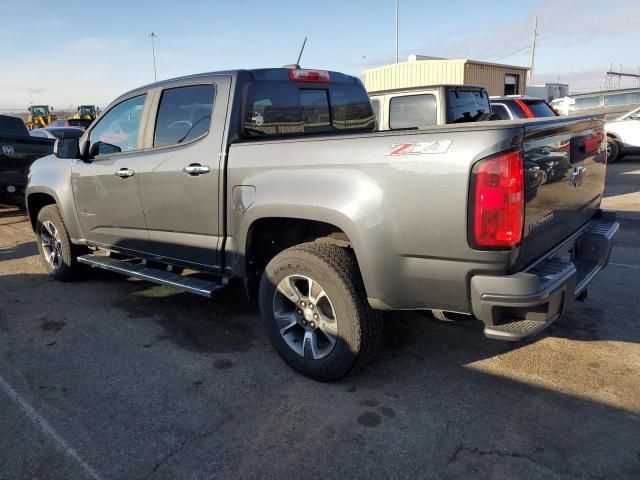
227 115 607 313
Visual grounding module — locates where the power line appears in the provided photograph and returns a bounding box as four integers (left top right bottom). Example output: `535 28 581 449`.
492 46 530 63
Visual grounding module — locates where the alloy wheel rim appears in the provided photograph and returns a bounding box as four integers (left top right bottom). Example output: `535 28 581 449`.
40 220 63 269
273 274 338 360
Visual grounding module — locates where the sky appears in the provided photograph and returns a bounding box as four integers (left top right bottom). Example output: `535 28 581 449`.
1 0 639 110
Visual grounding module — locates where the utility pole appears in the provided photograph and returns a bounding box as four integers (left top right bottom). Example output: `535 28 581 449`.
362 55 366 74
527 17 538 86
395 0 399 63
149 32 158 82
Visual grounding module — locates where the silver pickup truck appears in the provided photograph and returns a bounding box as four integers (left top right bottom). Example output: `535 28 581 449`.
26 67 618 381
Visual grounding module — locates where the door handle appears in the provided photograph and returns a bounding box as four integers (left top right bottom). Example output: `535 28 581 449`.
115 168 135 178
183 163 210 175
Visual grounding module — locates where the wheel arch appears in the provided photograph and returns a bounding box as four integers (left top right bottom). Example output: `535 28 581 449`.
606 131 623 144
26 191 58 231
228 210 378 300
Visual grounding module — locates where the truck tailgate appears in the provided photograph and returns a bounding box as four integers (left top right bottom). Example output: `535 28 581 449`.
514 116 607 270
0 135 54 187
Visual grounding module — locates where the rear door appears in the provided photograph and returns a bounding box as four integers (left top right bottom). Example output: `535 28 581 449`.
514 116 607 269
137 76 231 270
71 94 150 252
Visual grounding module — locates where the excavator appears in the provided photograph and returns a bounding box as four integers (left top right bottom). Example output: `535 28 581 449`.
72 105 99 121
26 105 56 130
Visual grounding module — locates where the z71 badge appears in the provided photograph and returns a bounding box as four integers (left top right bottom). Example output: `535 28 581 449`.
387 140 452 156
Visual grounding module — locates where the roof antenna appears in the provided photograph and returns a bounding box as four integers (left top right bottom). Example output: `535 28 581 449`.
295 37 307 69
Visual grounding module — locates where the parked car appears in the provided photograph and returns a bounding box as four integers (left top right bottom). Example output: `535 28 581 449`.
49 118 93 130
369 85 495 129
30 127 85 140
605 106 640 163
0 115 54 198
26 67 617 381
490 96 558 120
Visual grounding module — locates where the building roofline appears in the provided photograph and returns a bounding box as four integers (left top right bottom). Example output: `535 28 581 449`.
364 58 528 74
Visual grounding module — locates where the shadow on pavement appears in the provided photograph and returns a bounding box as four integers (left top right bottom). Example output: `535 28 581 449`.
0 242 38 261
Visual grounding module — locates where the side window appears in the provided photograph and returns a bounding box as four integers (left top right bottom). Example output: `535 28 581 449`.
389 94 437 129
370 98 380 123
89 95 146 156
154 84 215 147
491 104 511 120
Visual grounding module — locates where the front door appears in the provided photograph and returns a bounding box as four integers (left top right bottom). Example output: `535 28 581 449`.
72 94 150 253
137 78 229 269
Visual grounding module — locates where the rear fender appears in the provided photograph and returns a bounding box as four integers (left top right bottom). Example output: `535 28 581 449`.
226 169 389 300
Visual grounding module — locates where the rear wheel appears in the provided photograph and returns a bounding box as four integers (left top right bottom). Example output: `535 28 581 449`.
35 205 87 281
607 139 621 163
259 242 383 381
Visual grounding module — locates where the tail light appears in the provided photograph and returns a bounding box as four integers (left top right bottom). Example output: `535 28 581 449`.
514 99 535 118
289 69 330 83
469 150 524 249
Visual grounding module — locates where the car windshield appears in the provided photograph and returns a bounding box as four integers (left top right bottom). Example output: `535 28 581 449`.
617 107 640 121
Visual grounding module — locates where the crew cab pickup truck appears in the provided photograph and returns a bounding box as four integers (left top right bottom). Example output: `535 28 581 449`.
26 68 618 381
0 115 54 197
369 85 495 130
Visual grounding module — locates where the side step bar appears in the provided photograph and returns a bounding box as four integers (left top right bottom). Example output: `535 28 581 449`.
77 255 225 298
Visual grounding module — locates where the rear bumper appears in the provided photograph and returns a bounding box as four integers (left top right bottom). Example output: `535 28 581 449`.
0 170 28 193
470 211 619 341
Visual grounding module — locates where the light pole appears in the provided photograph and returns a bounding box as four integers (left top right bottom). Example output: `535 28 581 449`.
361 55 366 73
395 0 399 64
149 32 158 82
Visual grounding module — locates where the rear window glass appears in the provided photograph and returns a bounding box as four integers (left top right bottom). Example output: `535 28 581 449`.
525 100 557 117
389 94 437 129
243 82 375 137
370 98 380 123
447 89 490 123
68 119 92 128
154 84 215 147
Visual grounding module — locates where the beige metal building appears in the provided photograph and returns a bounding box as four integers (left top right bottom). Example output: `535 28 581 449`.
364 57 529 96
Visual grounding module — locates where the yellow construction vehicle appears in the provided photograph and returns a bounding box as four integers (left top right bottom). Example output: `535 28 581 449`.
26 105 56 130
72 105 98 121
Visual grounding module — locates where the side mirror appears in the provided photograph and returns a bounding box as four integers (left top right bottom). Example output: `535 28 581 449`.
89 141 121 158
54 137 80 159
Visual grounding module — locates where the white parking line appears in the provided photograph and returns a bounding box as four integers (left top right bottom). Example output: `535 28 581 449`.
0 374 102 480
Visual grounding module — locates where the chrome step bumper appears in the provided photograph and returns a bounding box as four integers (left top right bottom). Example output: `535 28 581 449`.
471 213 619 341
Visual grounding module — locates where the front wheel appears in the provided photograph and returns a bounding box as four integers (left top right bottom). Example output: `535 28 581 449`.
35 205 87 281
607 139 621 163
259 242 383 381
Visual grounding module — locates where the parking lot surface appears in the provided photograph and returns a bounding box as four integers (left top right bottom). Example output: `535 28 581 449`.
1 162 639 480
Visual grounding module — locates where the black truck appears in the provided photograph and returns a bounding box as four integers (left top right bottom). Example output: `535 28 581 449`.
0 115 54 199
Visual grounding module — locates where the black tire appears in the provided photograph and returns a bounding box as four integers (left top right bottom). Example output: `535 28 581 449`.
35 205 87 281
607 139 621 163
259 242 383 381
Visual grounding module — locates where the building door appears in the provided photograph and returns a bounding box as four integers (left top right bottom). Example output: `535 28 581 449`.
505 74 520 95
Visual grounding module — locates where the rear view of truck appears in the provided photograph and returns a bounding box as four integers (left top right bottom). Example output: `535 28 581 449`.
469 115 618 340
